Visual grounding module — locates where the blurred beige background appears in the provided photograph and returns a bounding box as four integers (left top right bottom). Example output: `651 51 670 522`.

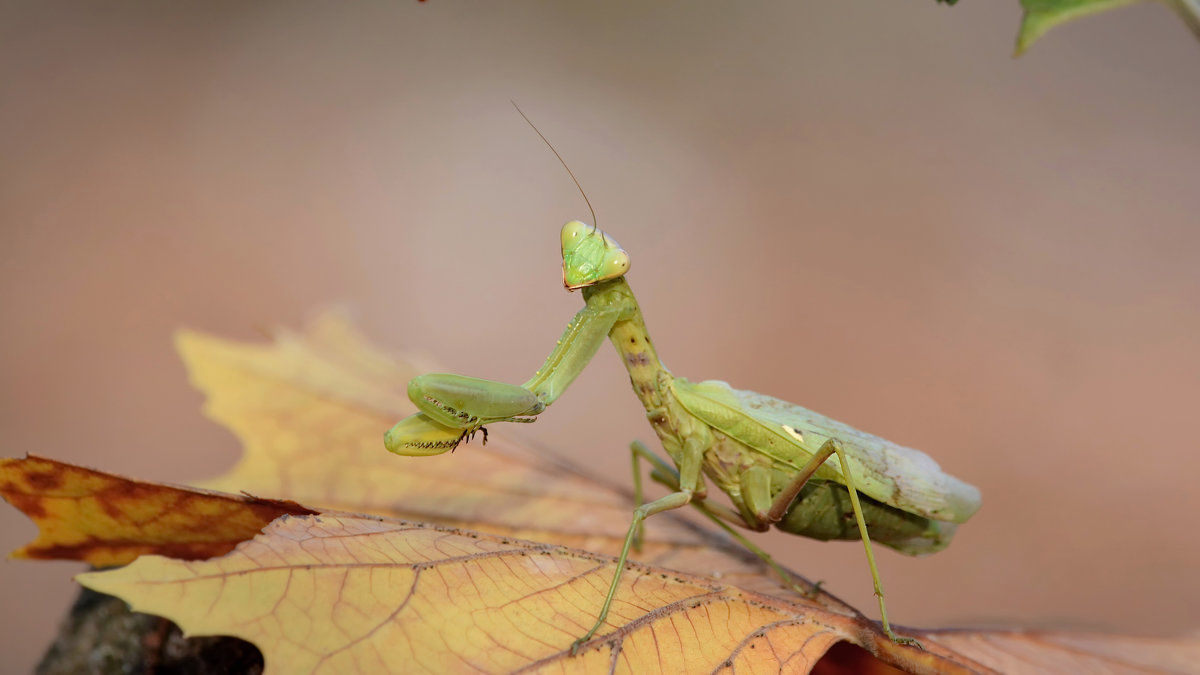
2 1 1199 671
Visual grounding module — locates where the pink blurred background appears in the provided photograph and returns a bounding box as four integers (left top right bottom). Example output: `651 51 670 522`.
3 2 1199 671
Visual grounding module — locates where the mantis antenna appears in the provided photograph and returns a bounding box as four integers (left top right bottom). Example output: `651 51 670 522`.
511 101 600 235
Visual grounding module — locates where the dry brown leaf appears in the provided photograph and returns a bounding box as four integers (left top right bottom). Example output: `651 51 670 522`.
0 454 314 566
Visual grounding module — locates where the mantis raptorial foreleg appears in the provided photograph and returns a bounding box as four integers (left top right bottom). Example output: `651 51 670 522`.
385 287 625 456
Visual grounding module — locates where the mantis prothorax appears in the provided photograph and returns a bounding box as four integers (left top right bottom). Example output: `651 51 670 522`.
385 221 982 654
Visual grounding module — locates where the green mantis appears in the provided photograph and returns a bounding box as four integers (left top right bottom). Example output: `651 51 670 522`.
385 220 981 653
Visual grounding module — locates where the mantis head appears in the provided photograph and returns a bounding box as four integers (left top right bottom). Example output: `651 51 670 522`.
560 221 631 290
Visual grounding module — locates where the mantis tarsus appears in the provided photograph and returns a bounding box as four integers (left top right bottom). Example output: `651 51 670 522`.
385 221 981 653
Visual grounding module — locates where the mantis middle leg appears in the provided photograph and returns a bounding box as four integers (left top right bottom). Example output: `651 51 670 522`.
630 440 823 599
570 436 705 655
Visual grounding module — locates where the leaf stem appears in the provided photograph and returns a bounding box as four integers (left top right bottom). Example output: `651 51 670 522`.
1164 0 1200 42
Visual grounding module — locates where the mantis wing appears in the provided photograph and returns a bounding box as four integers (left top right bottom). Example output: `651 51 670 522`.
672 378 981 524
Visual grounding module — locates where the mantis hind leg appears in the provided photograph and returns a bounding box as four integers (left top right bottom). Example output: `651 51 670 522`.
629 441 822 600
767 438 920 648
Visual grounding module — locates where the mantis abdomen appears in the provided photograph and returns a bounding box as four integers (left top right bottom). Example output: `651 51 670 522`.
774 480 951 553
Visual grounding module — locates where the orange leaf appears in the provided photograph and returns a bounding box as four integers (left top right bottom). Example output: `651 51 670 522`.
0 455 314 567
178 315 625 532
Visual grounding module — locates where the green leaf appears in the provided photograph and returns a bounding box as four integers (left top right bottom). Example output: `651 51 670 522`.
1016 0 1200 56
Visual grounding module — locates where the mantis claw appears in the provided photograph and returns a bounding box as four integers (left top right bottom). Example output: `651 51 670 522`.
453 426 489 452
799 579 824 600
886 631 924 650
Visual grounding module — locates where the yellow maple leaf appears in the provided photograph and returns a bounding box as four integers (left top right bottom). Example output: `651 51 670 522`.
175 314 785 583
78 513 982 674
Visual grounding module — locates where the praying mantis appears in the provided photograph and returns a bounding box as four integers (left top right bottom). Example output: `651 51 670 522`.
384 219 982 653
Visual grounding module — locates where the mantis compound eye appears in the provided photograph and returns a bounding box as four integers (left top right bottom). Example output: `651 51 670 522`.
599 249 630 278
559 220 590 249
